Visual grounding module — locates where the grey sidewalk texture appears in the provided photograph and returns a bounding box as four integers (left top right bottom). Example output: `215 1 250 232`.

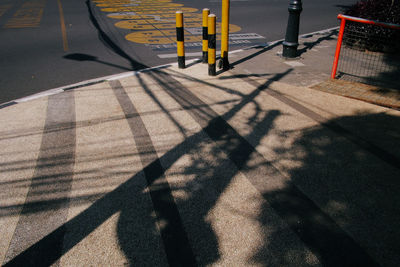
1 30 400 266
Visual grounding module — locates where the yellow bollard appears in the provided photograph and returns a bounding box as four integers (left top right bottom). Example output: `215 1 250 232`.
176 11 185 68
220 0 230 70
208 14 216 76
202 8 210 63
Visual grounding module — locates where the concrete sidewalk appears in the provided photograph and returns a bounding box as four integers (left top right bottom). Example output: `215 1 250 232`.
1 30 400 266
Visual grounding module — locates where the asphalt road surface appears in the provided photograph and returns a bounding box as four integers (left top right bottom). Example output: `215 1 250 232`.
0 0 356 103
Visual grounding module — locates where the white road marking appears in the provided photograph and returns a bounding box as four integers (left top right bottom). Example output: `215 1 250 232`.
15 89 65 103
229 33 264 40
299 26 339 38
159 52 207 59
107 12 137 17
284 61 305 67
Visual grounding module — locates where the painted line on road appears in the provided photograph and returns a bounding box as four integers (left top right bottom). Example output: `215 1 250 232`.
299 26 339 37
4 0 46 28
0 26 339 109
16 88 65 103
0 4 12 18
209 0 251 2
57 0 68 51
159 51 214 59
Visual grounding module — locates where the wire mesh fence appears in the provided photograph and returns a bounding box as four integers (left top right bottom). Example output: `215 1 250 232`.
333 15 400 89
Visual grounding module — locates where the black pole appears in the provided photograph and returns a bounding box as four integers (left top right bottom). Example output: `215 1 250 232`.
282 0 302 58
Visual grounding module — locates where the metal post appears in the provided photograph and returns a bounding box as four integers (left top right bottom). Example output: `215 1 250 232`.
220 0 230 70
176 11 185 68
282 0 302 58
202 8 210 63
208 14 216 76
331 17 346 79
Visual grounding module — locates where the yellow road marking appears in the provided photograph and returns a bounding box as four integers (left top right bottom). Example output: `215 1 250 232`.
94 0 172 3
4 0 46 28
94 0 172 2
101 7 198 13
57 0 68 51
115 21 201 30
115 20 241 33
125 28 239 45
115 18 199 25
0 4 12 18
95 0 244 46
96 3 183 7
107 12 202 20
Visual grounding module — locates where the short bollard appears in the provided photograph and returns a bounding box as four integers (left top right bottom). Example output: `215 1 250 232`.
282 0 302 58
176 11 185 68
220 0 230 70
208 14 216 76
202 8 210 63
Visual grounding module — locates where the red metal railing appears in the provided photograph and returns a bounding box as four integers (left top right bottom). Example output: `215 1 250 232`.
331 14 400 79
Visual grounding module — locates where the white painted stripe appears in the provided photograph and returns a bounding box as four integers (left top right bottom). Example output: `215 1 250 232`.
158 52 205 59
299 26 339 38
284 61 305 67
15 89 64 103
157 47 247 59
230 33 264 40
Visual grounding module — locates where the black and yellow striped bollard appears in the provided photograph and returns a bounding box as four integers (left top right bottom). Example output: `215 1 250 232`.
202 8 210 63
176 11 185 68
208 14 216 76
220 0 230 70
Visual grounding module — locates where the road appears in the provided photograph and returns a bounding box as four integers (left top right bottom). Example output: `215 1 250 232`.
0 0 355 104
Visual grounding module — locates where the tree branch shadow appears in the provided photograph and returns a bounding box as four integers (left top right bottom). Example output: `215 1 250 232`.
2 66 290 266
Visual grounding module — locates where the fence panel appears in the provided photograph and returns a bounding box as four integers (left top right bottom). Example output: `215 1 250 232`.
332 14 400 89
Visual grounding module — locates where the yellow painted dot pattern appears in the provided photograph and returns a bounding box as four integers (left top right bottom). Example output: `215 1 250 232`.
92 0 241 45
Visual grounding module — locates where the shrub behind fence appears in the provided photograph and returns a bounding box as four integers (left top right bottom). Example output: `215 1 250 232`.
331 14 400 89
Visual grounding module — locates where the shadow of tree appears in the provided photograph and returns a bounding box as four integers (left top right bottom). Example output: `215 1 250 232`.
3 1 399 264
297 29 338 57
3 66 399 266
251 112 400 266
2 64 290 266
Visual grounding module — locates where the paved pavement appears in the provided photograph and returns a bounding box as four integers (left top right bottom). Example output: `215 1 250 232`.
1 30 400 266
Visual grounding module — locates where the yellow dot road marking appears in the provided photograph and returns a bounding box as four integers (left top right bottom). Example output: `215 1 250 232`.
94 0 172 3
127 29 177 38
107 13 173 20
115 20 202 30
115 20 241 33
119 18 177 24
96 3 183 8
107 12 202 20
101 7 198 14
125 25 241 45
95 0 245 46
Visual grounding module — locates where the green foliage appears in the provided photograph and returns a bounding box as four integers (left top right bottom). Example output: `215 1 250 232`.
344 0 400 24
342 0 400 52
